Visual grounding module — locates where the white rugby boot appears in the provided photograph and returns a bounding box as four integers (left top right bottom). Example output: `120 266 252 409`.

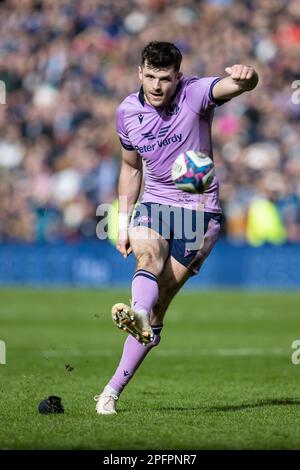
111 303 154 345
94 392 118 415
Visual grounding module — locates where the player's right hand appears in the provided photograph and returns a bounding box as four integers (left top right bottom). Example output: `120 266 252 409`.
116 231 132 258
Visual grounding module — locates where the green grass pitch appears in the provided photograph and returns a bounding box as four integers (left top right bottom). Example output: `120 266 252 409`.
1 288 300 450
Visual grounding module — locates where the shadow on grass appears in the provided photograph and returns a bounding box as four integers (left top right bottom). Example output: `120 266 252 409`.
150 406 204 412
208 398 300 412
150 398 300 413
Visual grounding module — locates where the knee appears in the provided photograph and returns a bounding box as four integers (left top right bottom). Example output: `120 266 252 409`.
137 250 164 275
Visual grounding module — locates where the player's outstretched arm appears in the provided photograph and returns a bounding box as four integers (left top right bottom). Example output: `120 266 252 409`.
212 64 259 101
117 148 143 258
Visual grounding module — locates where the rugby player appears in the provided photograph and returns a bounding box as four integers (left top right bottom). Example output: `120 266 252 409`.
95 41 258 414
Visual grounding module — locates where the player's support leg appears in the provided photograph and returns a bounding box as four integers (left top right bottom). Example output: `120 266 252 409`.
94 329 162 415
96 256 190 415
112 226 169 344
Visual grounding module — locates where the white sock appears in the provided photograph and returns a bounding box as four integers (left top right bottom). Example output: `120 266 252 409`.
104 384 119 397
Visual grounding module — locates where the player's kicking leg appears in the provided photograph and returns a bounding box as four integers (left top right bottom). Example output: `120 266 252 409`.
111 225 169 344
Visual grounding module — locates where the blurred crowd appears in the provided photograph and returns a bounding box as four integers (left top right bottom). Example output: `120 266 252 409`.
0 0 299 244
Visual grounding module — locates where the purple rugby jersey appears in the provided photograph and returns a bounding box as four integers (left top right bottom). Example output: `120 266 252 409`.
116 76 228 213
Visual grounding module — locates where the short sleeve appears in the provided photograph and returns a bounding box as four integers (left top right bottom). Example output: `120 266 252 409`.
186 76 229 114
116 104 135 151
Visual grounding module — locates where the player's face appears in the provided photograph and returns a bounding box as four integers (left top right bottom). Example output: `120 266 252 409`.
139 62 182 108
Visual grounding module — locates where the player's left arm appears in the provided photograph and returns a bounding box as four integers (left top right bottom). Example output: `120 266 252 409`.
212 64 259 100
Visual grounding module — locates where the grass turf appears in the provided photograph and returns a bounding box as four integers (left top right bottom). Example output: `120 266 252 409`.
0 288 300 450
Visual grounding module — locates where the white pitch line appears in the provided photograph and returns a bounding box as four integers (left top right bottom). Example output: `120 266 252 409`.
156 347 286 357
41 347 287 358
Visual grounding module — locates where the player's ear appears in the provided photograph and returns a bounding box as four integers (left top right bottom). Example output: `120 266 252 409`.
138 66 143 82
176 71 183 82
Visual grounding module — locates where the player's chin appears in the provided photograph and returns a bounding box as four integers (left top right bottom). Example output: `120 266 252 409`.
149 96 165 107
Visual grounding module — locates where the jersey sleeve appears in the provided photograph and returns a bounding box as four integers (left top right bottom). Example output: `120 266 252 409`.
186 76 229 114
116 104 135 151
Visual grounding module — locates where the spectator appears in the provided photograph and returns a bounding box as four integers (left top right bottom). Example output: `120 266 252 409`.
0 0 299 244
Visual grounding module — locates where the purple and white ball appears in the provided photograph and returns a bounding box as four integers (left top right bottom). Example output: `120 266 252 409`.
171 151 215 194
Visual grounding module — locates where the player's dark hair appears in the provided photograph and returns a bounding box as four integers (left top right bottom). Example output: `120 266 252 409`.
141 41 182 72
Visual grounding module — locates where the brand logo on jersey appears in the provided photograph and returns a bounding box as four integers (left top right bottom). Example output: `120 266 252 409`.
157 125 171 138
157 133 182 147
123 370 130 377
166 103 179 116
141 125 171 141
138 114 144 124
141 130 155 141
134 132 182 154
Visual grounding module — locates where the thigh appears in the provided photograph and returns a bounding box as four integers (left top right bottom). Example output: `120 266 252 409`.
171 211 222 275
129 202 171 275
129 225 169 275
